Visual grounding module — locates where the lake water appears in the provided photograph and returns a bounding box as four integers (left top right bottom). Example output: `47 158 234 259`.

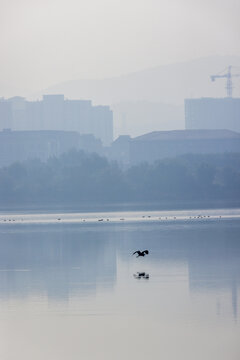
0 209 239 360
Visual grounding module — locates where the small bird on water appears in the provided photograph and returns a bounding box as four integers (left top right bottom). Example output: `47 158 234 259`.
132 250 149 257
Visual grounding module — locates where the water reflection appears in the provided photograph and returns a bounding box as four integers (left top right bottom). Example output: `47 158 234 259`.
0 217 239 360
133 272 150 279
0 219 239 321
0 224 116 302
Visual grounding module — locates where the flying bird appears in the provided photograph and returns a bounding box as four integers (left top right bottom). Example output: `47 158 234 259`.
132 250 149 257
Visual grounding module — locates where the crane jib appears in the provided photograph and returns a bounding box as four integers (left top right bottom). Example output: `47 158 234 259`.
210 65 240 98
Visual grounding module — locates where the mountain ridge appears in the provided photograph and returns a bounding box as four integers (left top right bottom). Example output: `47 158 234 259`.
33 55 240 138
38 55 240 106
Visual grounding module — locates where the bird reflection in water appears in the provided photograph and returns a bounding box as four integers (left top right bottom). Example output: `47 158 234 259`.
133 272 149 279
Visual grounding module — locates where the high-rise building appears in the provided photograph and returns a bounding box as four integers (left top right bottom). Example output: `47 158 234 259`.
0 95 113 145
185 97 240 133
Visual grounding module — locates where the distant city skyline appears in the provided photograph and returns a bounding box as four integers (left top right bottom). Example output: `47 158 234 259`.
0 94 113 145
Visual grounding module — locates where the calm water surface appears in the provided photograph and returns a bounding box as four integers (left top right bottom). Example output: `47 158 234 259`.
0 209 239 360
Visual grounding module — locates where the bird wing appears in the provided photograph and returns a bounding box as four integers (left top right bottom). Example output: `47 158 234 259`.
143 250 149 254
132 251 140 255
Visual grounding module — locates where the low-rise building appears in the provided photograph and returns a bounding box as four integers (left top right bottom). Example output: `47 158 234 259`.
115 129 240 164
0 129 103 167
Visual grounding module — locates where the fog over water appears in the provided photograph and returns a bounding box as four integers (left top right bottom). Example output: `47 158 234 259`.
0 210 239 360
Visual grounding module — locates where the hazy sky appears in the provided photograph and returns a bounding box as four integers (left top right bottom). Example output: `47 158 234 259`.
1 0 240 96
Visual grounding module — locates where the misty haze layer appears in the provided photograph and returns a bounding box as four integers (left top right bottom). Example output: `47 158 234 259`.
1 150 240 207
34 56 240 138
1 1 240 96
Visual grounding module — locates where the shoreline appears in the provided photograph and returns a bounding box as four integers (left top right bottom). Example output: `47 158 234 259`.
1 208 240 225
1 199 240 214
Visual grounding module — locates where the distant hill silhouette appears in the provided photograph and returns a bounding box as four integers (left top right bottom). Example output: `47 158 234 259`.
41 55 240 104
39 55 240 138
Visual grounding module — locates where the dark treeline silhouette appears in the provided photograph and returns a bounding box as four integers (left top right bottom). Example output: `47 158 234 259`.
0 150 240 205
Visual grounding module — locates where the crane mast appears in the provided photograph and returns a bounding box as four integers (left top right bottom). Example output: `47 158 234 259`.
210 65 240 97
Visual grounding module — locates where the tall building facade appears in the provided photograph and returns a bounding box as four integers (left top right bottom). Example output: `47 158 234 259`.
185 97 240 133
0 95 113 145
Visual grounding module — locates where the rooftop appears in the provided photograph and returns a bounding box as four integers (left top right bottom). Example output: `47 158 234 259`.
134 129 240 141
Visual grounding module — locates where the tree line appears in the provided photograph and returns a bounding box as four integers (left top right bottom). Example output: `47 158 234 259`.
0 150 240 205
